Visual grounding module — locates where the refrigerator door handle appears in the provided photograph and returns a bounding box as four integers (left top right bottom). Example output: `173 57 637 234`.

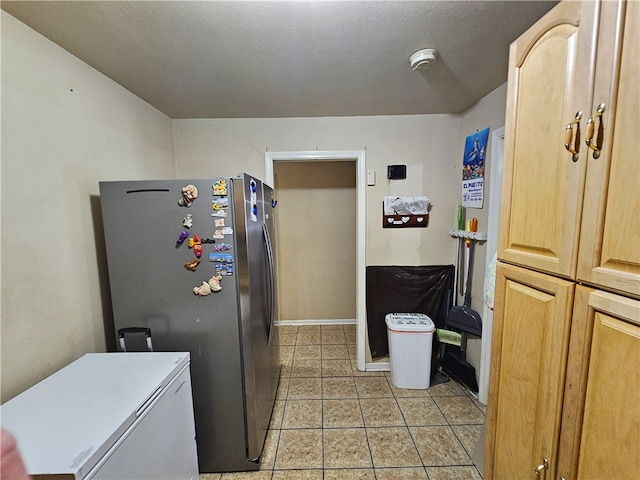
263 222 276 346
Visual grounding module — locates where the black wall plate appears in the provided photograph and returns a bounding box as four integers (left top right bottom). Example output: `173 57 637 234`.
387 165 406 180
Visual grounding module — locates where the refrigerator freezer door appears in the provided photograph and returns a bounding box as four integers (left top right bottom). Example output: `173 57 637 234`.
99 179 248 472
232 175 280 463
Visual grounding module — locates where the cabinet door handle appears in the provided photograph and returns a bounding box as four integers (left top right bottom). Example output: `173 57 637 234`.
534 458 549 476
564 111 582 162
585 103 605 158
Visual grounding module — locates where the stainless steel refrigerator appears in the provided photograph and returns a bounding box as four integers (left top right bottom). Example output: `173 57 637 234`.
99 174 280 473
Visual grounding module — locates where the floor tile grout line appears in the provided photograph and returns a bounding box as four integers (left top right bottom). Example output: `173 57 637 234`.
388 379 429 472
272 325 485 478
361 426 379 479
353 363 377 475
450 424 479 465
273 324 300 471
271 352 291 472
430 389 479 468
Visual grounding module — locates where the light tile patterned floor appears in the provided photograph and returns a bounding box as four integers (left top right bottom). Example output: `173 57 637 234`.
200 324 485 480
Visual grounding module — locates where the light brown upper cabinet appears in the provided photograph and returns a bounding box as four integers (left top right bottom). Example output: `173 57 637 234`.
498 0 591 280
498 0 640 299
576 0 639 298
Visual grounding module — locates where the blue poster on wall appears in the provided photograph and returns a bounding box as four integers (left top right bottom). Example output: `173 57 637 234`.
462 127 490 208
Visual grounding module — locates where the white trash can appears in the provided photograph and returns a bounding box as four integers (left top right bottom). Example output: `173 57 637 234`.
385 313 435 389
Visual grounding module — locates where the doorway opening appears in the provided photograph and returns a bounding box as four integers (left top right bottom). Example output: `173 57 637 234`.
265 150 367 371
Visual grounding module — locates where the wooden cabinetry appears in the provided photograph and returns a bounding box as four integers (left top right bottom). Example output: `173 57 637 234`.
576 0 640 298
497 0 590 280
558 287 639 480
498 0 639 297
487 266 640 480
486 263 574 479
488 0 640 478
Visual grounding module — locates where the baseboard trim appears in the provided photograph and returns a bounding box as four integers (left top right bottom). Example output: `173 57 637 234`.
276 319 357 326
365 362 390 371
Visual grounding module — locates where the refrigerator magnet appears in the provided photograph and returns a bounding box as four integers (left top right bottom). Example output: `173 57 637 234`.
217 264 234 276
250 179 258 222
188 235 203 258
178 184 198 207
182 214 193 228
184 259 200 271
193 280 212 296
194 278 220 296
176 230 189 247
214 243 232 252
188 234 201 248
209 253 234 276
208 275 222 292
212 197 229 210
212 179 228 196
214 218 225 227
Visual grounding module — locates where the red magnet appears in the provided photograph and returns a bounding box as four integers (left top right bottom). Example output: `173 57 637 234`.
188 234 201 248
188 234 202 258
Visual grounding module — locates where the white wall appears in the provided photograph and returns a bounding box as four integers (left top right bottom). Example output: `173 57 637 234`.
173 114 462 267
0 12 176 402
1 9 508 403
459 83 507 311
459 83 507 374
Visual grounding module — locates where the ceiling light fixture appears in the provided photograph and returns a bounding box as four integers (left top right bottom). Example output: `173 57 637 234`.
409 48 438 70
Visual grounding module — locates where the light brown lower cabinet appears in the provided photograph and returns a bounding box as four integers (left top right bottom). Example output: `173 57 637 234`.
558 287 639 480
486 262 640 479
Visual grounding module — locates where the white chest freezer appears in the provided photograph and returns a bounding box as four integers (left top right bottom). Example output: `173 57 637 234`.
1 352 199 480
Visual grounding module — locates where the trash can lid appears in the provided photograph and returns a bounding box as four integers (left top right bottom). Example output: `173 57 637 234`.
385 313 435 332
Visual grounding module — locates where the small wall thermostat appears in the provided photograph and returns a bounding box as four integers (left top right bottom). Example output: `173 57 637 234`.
387 165 407 180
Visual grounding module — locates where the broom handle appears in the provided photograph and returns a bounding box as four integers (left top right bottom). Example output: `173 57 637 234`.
463 240 475 307
457 237 465 299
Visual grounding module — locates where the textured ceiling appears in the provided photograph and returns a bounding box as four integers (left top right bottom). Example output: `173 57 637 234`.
1 1 558 119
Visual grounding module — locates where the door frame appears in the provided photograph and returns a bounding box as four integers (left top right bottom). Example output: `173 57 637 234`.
265 150 367 371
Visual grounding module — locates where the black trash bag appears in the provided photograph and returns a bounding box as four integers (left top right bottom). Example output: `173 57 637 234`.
366 265 454 358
